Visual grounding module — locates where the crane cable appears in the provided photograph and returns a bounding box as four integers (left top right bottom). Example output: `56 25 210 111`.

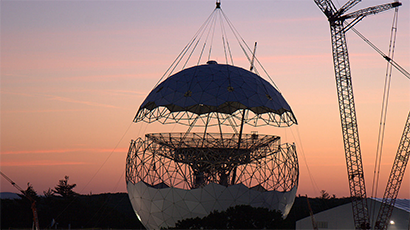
151 1 283 95
350 27 409 80
292 126 321 195
369 7 399 226
219 10 281 92
150 8 217 90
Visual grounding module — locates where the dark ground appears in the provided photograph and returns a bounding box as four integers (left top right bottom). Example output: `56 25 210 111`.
1 193 350 229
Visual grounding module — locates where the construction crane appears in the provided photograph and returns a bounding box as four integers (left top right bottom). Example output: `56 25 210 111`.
313 0 401 229
1 171 40 230
306 195 319 230
374 111 410 230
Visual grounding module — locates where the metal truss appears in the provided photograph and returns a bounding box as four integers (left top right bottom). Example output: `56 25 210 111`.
330 19 370 230
126 132 298 192
134 108 296 128
314 1 400 228
374 112 410 230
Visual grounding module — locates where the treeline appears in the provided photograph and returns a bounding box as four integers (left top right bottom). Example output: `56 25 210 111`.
1 176 144 229
285 193 351 228
1 193 144 229
172 191 351 229
2 177 350 230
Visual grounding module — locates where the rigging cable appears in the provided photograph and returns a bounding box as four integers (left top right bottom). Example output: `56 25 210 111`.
370 7 399 226
52 121 134 223
219 10 281 92
183 24 209 70
291 126 321 196
207 9 218 61
217 6 234 65
219 10 230 65
152 8 216 89
90 171 126 227
197 9 219 65
153 2 285 96
350 27 409 80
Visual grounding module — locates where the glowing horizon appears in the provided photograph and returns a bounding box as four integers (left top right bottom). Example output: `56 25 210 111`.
1 0 409 199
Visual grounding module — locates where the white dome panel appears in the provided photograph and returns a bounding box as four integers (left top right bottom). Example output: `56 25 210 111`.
127 181 297 230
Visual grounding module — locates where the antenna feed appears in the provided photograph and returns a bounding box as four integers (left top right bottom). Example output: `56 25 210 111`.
216 0 221 9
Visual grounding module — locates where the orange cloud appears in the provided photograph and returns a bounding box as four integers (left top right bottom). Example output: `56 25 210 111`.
0 91 36 97
1 109 92 114
45 94 120 109
1 148 128 155
61 74 150 82
85 89 148 97
0 160 87 166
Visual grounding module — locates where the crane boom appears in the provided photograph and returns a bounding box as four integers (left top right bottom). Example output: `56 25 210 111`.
306 196 319 230
0 171 40 230
374 111 410 230
314 1 401 229
315 0 337 16
1 171 25 193
330 16 369 230
340 2 401 21
337 0 362 15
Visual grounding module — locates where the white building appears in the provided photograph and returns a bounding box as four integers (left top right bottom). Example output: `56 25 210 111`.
296 198 409 230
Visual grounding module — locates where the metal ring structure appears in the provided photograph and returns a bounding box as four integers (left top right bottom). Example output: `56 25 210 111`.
126 132 299 229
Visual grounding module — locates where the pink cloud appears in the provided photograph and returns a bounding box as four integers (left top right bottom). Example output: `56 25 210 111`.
0 91 36 97
1 109 92 114
85 89 148 97
257 16 323 24
1 148 128 155
62 74 150 82
0 160 87 167
45 95 120 109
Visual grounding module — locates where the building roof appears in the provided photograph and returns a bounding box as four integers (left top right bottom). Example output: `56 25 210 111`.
372 198 410 213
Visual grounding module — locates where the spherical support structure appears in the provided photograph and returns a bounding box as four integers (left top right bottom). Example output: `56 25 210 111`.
126 132 298 229
125 2 301 228
127 44 300 229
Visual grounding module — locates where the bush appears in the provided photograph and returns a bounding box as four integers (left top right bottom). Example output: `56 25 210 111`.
171 205 285 229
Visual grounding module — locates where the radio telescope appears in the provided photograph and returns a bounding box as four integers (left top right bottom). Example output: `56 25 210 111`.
126 2 299 230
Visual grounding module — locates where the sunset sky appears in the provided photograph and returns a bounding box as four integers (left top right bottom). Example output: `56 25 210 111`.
1 0 409 200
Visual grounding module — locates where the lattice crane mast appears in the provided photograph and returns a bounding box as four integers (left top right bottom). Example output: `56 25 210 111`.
0 171 40 230
306 195 319 230
313 1 401 229
374 111 410 230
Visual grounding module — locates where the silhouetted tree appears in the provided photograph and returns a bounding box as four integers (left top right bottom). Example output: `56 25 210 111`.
53 176 78 198
17 182 38 200
318 190 330 199
43 188 54 197
1 193 143 229
172 205 285 229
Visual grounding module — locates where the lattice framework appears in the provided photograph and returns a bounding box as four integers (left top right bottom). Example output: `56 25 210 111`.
126 133 298 192
135 107 296 127
375 112 410 230
314 1 401 228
